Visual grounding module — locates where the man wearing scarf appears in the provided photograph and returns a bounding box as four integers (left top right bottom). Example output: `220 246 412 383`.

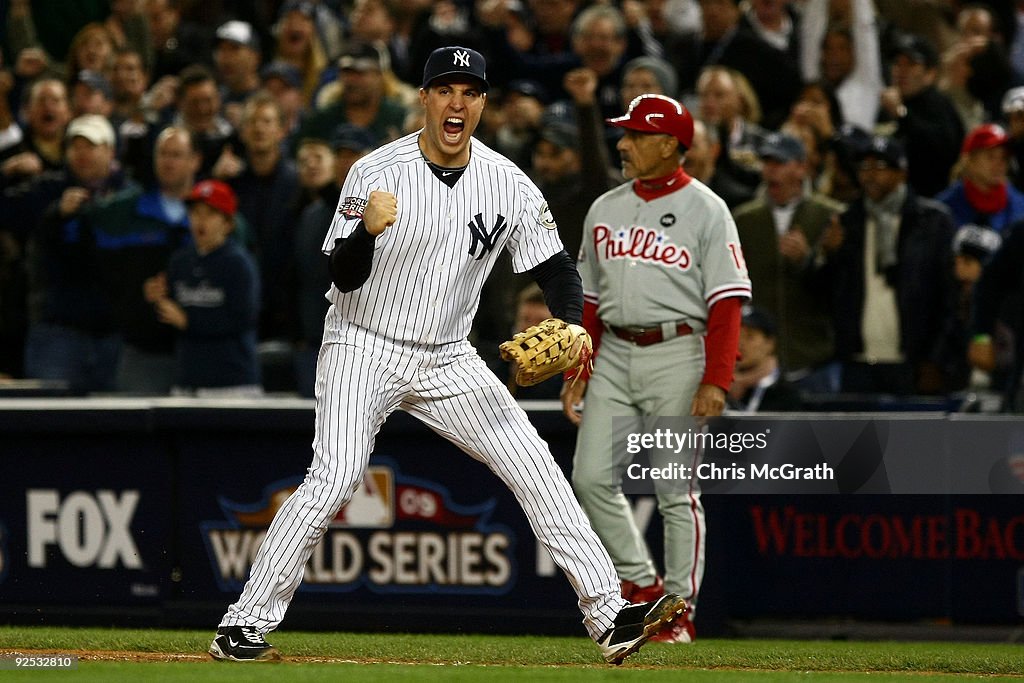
937 123 1024 234
825 136 957 395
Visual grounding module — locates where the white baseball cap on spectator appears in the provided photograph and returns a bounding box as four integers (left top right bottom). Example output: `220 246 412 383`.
1002 86 1024 115
66 114 116 146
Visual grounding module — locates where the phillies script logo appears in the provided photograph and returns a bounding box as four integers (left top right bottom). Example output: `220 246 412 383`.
749 505 1024 560
201 460 515 594
593 224 691 270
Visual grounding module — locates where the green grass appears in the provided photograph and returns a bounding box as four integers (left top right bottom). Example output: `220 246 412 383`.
0 626 1022 681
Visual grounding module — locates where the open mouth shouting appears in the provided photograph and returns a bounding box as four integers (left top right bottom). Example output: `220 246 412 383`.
443 116 465 145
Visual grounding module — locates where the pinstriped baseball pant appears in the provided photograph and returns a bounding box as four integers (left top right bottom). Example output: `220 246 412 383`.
220 323 627 639
571 333 707 605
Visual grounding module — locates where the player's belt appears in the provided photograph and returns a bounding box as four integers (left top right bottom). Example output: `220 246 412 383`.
606 321 693 346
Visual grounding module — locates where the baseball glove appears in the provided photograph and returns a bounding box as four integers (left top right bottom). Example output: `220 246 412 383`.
499 318 593 387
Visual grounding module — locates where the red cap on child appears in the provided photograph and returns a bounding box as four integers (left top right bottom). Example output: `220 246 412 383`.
187 179 238 217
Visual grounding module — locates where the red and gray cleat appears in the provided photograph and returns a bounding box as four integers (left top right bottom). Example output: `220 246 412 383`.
649 610 696 644
596 593 689 665
620 575 665 604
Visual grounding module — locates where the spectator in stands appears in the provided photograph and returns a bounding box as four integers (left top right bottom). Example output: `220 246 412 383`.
70 69 115 118
478 0 581 98
214 93 299 343
727 306 803 412
145 179 261 396
696 65 767 207
22 114 136 393
570 4 631 120
297 42 407 146
785 82 840 157
674 0 801 129
213 20 263 128
1 78 70 188
937 123 1024 234
6 0 108 79
969 217 1024 410
291 125 375 397
620 55 679 106
530 102 616 261
620 0 696 64
146 0 215 80
489 79 547 172
110 48 159 184
799 0 883 131
938 4 1012 130
65 23 117 81
260 61 305 139
820 122 870 204
937 224 1003 393
294 137 335 209
878 33 964 198
739 0 802 65
734 131 844 392
110 48 150 126
271 1 330 109
874 0 957 57
826 136 956 395
172 65 235 178
684 119 730 202
102 0 154 74
84 127 199 394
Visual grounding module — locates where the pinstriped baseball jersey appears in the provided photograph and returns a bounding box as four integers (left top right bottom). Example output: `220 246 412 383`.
321 132 563 344
577 178 751 330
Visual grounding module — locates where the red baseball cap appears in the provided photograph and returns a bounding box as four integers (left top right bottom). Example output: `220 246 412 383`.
187 179 238 217
606 94 694 149
962 123 1009 155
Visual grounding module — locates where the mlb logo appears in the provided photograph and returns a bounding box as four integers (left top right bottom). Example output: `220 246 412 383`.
331 466 394 528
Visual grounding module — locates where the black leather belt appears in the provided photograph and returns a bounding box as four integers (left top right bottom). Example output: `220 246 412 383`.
607 322 694 346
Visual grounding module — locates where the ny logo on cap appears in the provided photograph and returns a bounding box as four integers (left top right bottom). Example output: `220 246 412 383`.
453 49 470 67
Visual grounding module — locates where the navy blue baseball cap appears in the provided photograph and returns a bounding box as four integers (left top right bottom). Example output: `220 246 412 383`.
421 46 488 92
260 60 302 89
861 135 907 170
758 132 806 163
330 124 377 153
741 305 778 337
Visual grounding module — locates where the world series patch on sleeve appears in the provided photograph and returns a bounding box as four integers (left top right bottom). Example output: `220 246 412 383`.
339 196 367 219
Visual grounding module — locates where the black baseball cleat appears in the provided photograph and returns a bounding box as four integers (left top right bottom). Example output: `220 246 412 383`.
209 626 281 662
596 593 689 665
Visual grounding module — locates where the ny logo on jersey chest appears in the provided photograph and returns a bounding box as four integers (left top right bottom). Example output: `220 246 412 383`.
467 213 507 260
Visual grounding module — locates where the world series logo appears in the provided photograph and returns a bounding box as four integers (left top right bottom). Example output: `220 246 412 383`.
201 459 516 595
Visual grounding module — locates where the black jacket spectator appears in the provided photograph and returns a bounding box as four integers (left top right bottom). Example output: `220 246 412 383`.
890 85 965 198
828 190 957 381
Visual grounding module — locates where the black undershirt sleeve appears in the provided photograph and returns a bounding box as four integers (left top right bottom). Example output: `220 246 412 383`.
528 250 583 324
328 221 376 292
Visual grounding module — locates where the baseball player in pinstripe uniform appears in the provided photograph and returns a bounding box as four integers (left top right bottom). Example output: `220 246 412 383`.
562 94 751 643
209 47 686 665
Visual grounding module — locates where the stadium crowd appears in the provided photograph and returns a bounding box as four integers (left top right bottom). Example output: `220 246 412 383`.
1 0 1024 410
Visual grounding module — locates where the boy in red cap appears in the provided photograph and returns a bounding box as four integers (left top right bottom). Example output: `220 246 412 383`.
936 123 1024 234
144 179 262 395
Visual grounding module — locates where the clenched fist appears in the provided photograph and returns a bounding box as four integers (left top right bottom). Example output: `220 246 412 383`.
363 189 398 236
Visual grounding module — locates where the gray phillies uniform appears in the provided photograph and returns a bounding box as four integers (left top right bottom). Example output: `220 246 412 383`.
220 132 628 639
572 176 751 604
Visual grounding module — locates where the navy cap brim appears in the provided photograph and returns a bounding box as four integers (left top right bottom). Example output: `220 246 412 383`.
422 71 489 92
